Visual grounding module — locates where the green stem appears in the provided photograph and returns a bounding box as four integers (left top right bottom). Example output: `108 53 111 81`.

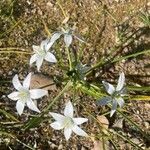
66 47 73 70
76 81 105 98
44 81 72 112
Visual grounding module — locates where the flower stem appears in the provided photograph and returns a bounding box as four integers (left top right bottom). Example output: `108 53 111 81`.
66 47 73 70
44 80 72 112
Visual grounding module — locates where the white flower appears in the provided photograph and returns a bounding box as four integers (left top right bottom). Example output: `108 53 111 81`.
30 39 57 71
8 73 48 115
49 101 88 140
97 72 126 117
50 28 85 47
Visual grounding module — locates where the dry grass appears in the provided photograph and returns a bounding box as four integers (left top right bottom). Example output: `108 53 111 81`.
0 0 150 149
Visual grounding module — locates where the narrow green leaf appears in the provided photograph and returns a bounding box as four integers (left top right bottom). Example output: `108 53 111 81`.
112 49 150 63
110 129 144 150
23 115 44 130
0 109 19 122
118 110 150 142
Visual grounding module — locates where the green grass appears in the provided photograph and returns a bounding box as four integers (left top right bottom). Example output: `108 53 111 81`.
0 0 150 149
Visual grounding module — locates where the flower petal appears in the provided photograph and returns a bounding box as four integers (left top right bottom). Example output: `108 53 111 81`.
50 32 62 44
116 97 124 108
116 72 125 91
73 118 88 125
32 45 40 52
64 101 73 117
36 57 43 72
96 96 112 106
45 41 53 51
102 81 115 95
23 73 32 89
110 99 117 117
64 127 72 140
64 34 72 47
50 121 64 130
49 112 65 122
8 92 19 101
26 99 40 113
72 125 88 137
120 87 126 96
16 100 25 115
30 89 48 99
45 52 57 63
30 54 37 65
40 39 49 50
12 74 22 90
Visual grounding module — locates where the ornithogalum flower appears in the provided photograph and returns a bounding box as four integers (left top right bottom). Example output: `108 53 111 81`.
50 101 88 140
50 28 85 47
30 39 57 71
97 72 126 117
8 73 48 115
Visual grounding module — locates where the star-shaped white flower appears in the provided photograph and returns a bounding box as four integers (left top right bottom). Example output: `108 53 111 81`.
30 39 57 71
49 101 88 140
97 72 126 117
50 28 85 47
8 73 48 115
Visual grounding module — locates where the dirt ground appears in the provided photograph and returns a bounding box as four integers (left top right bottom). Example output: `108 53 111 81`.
0 0 150 149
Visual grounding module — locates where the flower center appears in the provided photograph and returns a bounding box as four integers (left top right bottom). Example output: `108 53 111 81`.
112 90 120 98
63 117 74 128
19 89 30 102
36 48 46 57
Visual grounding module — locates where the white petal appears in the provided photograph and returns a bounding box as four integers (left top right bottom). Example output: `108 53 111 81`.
32 45 40 52
16 100 25 115
12 74 22 90
97 96 112 106
45 41 53 51
73 118 88 125
102 81 115 95
30 54 37 65
64 34 72 47
45 52 57 63
116 97 124 108
49 112 65 122
64 127 72 140
116 72 125 91
120 88 126 96
36 57 43 72
23 73 32 89
26 99 40 113
64 101 73 117
50 32 62 44
8 92 19 101
30 89 48 99
72 125 88 137
110 99 117 117
50 121 64 130
40 39 49 49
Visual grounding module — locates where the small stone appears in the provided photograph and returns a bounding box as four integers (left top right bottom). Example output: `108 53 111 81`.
144 122 149 129
58 144 63 149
